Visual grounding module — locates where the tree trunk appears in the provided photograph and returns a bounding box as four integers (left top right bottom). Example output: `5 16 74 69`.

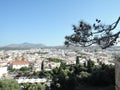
115 60 120 90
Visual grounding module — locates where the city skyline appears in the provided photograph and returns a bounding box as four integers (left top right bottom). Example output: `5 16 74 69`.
0 0 120 46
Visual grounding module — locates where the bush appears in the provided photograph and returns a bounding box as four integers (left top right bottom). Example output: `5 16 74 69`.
0 79 20 90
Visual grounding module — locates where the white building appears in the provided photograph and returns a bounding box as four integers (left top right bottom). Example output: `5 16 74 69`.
0 66 8 78
32 63 41 72
12 61 29 69
16 78 47 84
43 60 61 71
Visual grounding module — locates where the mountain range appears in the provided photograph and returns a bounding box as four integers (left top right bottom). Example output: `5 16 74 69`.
5 42 46 48
0 42 68 50
0 42 47 50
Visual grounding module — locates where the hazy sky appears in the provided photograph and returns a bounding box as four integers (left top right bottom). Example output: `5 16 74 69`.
0 0 120 46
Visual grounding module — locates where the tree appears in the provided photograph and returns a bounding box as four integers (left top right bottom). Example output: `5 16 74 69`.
76 56 80 64
19 67 30 71
19 67 31 77
65 17 120 49
87 60 95 73
0 79 20 90
41 61 44 70
51 66 78 90
63 17 117 88
89 64 115 86
21 83 45 90
51 61 115 90
21 82 30 90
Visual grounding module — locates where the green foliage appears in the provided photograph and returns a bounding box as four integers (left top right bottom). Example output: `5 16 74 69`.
60 62 66 69
51 66 78 90
76 56 80 64
0 79 20 90
79 71 91 79
19 67 31 77
21 83 45 90
48 58 61 63
28 83 45 90
89 64 115 86
19 67 31 72
21 83 30 89
39 70 51 78
9 68 16 72
51 61 115 90
87 60 95 73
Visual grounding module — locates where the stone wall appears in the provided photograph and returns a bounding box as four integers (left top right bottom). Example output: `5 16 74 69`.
115 60 120 90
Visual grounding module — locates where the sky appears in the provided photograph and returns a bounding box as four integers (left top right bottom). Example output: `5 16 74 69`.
0 0 120 46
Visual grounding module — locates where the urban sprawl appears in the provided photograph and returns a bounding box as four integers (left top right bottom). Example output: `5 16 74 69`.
0 47 117 85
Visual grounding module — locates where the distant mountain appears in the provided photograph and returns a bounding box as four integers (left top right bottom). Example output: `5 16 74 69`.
6 42 46 48
0 42 46 50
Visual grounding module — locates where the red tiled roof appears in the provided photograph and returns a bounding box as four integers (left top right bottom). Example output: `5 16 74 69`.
12 61 29 65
